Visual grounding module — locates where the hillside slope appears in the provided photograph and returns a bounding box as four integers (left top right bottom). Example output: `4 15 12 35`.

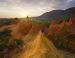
37 7 75 20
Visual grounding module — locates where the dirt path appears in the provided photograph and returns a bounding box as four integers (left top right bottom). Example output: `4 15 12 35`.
12 31 75 58
15 31 63 58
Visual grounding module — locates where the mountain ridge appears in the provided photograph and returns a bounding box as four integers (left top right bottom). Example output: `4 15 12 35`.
36 7 75 20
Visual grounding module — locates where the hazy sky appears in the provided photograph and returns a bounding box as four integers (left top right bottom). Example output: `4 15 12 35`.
0 0 75 18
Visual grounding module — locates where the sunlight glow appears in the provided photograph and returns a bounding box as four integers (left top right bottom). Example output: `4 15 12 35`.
20 13 27 18
19 10 29 18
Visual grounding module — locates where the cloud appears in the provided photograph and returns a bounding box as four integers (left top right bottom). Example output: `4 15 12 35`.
67 0 75 8
0 0 75 17
0 0 75 9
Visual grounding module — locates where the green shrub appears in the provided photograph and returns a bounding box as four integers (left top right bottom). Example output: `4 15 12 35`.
0 28 23 52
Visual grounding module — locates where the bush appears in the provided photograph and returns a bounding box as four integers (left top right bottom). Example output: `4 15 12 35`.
0 28 23 52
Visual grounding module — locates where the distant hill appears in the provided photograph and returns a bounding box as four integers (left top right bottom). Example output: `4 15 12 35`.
37 7 75 20
0 18 18 25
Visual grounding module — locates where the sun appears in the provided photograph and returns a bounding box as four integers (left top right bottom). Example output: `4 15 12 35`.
19 10 29 18
20 13 27 18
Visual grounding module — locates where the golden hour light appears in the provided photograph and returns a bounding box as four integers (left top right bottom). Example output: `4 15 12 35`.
20 13 27 18
0 0 75 58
